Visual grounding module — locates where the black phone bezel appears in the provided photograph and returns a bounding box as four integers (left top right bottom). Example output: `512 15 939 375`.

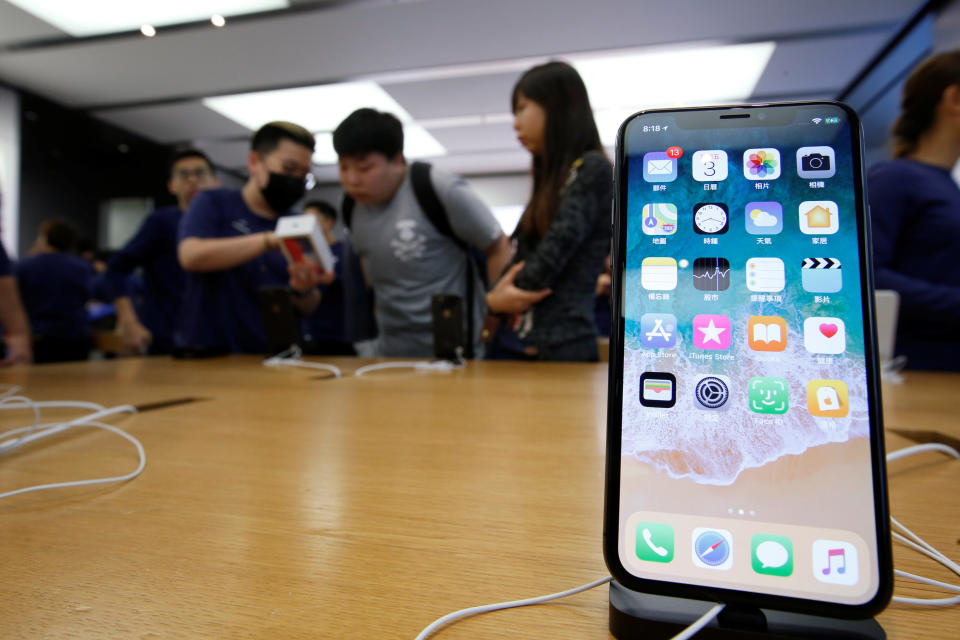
602 101 893 619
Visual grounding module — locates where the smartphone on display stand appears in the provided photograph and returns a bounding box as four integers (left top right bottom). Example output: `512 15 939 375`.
603 102 892 628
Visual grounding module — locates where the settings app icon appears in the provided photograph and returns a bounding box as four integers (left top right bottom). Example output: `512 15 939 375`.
695 375 731 410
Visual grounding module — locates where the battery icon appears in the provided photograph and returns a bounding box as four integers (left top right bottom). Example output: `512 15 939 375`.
825 117 840 124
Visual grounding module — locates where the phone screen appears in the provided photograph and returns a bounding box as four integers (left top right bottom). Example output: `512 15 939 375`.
607 103 890 614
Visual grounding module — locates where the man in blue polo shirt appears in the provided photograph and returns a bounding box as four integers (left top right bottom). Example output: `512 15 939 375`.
0 237 32 365
178 121 332 354
101 149 219 354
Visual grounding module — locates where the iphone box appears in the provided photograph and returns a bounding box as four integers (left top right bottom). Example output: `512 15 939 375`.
275 214 336 272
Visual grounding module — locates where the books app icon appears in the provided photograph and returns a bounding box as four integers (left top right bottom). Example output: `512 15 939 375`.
748 316 787 352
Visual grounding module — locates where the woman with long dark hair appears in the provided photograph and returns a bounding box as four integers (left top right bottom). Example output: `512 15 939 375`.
485 61 612 361
869 50 960 370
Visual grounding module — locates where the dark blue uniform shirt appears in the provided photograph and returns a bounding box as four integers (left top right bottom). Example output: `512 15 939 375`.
869 159 960 370
102 205 186 351
178 188 291 354
16 252 95 340
301 241 347 343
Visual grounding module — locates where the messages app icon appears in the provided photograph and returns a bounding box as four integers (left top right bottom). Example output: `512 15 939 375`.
643 151 678 183
752 534 794 577
636 522 675 563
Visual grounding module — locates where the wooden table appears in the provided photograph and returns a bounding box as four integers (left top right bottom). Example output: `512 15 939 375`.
0 358 956 639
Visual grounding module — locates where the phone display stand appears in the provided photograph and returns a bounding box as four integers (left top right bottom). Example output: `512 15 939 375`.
609 581 884 640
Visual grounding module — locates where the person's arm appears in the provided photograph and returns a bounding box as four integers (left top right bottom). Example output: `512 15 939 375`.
486 261 551 314
104 215 161 351
514 153 611 291
179 232 279 272
288 261 334 315
114 296 152 352
0 275 32 366
483 233 513 284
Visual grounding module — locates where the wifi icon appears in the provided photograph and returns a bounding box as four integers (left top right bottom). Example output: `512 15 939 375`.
811 118 823 125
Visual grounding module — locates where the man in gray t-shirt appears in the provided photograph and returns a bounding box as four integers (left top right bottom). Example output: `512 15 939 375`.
334 108 513 357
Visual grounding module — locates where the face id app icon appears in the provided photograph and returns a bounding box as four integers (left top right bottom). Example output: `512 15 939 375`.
807 380 850 417
693 314 731 350
801 258 842 293
641 257 678 290
745 202 783 235
636 522 675 563
748 377 789 414
743 148 781 180
693 257 730 291
643 151 678 183
748 316 787 352
797 146 836 179
804 317 846 354
692 149 729 182
641 313 677 349
746 257 785 292
800 201 839 235
813 540 859 586
641 203 678 236
639 372 677 408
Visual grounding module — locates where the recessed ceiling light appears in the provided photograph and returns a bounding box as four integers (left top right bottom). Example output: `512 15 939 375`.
211 15 226 28
140 24 156 38
6 1 286 37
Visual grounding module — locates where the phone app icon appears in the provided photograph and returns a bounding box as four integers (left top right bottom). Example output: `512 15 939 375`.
746 257 785 292
693 203 729 234
797 146 836 179
640 313 677 348
745 202 783 235
636 522 675 563
692 528 733 570
748 316 787 351
752 534 794 577
804 317 846 354
743 148 781 180
694 375 731 410
643 151 678 183
801 258 842 293
807 380 849 417
641 257 678 290
813 539 859 586
692 257 730 291
639 372 677 408
692 149 729 182
799 201 839 235
748 377 789 414
693 314 731 350
641 203 678 235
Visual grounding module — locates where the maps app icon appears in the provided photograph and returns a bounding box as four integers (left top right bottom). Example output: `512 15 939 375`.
641 203 678 235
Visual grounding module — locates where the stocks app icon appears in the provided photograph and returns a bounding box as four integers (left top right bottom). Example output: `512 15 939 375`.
693 257 730 291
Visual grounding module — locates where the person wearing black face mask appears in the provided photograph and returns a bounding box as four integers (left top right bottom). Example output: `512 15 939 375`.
177 121 333 354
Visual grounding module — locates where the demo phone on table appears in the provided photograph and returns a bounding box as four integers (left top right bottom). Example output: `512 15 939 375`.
604 102 892 618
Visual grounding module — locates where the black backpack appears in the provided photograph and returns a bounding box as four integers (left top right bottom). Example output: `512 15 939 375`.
341 162 486 358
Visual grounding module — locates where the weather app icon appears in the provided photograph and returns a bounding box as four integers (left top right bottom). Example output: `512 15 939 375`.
745 202 783 234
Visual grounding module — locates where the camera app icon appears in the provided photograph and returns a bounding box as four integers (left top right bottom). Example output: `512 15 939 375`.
796 146 836 179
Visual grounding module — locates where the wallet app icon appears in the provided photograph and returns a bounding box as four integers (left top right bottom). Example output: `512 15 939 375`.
643 151 678 183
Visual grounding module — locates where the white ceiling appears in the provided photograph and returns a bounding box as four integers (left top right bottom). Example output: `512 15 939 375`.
0 0 926 181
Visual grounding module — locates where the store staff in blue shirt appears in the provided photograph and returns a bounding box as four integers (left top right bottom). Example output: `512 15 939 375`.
177 121 333 354
16 220 96 363
101 149 219 354
0 237 32 365
301 200 354 355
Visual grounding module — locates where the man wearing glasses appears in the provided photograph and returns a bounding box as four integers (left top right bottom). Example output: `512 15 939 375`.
177 121 331 355
102 149 220 354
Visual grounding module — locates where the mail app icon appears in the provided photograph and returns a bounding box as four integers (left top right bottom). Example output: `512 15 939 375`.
643 151 678 183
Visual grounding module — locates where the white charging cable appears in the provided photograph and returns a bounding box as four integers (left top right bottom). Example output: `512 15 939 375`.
354 359 464 377
262 345 342 378
0 393 143 500
887 443 960 606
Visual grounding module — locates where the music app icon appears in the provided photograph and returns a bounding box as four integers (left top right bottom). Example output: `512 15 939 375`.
813 540 859 586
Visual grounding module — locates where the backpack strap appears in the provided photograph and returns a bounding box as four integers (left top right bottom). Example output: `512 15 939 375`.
409 161 475 359
340 194 355 230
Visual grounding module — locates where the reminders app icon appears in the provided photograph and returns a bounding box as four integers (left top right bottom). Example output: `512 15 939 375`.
643 151 678 183
640 372 677 408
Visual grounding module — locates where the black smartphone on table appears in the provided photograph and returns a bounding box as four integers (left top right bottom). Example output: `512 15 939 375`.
431 294 465 361
604 102 892 619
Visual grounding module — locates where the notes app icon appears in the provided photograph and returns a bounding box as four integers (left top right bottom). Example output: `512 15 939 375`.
748 316 787 352
641 257 678 290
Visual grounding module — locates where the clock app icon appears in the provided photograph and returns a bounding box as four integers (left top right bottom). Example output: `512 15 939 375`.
693 203 729 234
